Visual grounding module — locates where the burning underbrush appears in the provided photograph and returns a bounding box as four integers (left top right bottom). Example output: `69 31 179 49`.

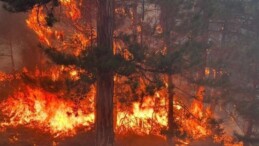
0 86 94 137
0 70 242 145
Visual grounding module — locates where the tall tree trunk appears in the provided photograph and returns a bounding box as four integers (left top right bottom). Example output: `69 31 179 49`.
96 0 114 146
160 2 175 145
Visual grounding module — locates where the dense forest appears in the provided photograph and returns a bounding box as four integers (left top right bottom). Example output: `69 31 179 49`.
0 0 258 146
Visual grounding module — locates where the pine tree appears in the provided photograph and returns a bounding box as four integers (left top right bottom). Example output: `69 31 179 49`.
3 1 255 146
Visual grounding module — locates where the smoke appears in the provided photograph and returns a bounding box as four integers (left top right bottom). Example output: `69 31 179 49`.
0 2 40 72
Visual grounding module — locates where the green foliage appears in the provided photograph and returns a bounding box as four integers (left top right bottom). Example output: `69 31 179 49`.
43 47 79 66
1 0 51 12
43 45 138 77
145 39 206 76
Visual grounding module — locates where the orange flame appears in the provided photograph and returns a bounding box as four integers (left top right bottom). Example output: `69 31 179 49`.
0 86 94 137
26 1 89 55
0 1 239 145
0 83 211 140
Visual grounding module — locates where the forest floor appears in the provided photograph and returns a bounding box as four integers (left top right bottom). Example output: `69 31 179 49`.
0 126 222 146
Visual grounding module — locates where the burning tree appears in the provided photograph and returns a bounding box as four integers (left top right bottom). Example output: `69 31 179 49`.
0 0 248 146
1 0 116 145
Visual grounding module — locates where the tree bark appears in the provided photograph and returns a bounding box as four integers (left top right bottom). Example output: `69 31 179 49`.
95 0 114 146
160 1 175 145
96 73 114 146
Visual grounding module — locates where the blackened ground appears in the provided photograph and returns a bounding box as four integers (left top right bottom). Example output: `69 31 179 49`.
0 127 221 146
116 134 167 146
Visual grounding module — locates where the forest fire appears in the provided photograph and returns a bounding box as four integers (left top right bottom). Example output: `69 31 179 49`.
0 65 215 143
1 0 256 146
0 74 212 141
0 0 214 142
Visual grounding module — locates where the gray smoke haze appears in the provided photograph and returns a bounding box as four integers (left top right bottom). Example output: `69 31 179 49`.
0 3 40 73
